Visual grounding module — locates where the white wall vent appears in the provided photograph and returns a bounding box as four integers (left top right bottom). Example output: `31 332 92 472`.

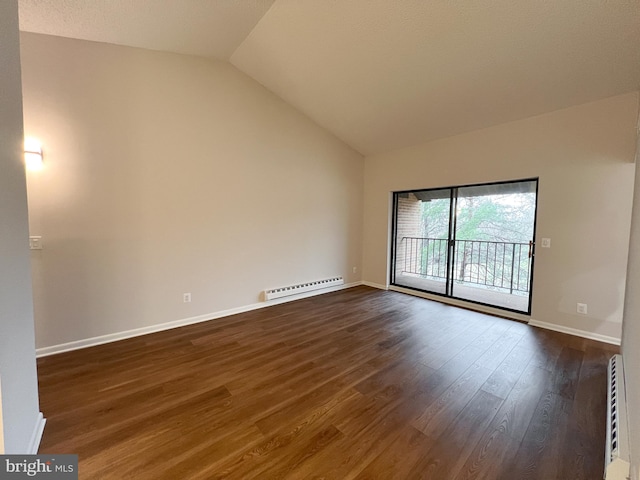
264 276 344 301
605 354 630 480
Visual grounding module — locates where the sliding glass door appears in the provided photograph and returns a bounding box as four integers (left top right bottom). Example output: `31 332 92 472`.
391 179 538 314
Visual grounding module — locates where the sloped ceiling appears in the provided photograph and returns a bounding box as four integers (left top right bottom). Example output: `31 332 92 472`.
19 0 640 156
18 0 276 60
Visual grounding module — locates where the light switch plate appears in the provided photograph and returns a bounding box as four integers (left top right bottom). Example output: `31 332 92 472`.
29 236 42 250
541 238 551 248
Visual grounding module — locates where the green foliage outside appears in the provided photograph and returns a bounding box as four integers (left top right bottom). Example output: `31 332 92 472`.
422 194 535 243
414 192 536 293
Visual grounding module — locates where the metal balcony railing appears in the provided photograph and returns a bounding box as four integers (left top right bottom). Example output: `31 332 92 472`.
401 237 532 294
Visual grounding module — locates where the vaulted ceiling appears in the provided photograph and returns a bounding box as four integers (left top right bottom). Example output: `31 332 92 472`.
18 0 640 156
18 0 276 60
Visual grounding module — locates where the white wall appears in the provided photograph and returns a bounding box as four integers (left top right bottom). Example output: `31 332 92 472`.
622 97 640 480
0 0 42 453
20 33 364 350
363 93 639 342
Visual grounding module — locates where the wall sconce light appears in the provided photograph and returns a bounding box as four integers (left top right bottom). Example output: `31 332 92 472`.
24 137 43 171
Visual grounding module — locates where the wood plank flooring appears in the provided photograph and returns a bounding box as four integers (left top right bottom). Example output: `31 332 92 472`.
37 286 618 479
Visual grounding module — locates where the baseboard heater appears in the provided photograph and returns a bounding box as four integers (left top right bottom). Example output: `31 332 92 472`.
605 354 630 480
264 276 344 301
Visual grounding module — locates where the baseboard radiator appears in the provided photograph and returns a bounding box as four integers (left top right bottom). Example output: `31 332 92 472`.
264 276 344 301
605 354 630 480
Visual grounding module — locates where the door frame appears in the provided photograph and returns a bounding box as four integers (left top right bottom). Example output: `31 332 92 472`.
389 177 539 315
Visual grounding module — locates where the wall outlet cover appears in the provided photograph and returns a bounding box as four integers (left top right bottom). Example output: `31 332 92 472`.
29 236 42 250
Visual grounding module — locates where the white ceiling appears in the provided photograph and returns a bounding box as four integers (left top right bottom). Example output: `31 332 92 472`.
19 0 640 156
18 0 275 60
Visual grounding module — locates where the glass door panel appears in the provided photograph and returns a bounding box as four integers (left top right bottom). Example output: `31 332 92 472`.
392 189 452 295
451 181 536 312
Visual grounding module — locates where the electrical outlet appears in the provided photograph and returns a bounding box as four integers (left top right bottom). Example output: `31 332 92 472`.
352 266 357 274
541 238 551 248
577 303 588 315
183 293 192 303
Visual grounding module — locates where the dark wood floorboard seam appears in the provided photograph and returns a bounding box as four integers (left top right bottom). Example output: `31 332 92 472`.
37 286 617 480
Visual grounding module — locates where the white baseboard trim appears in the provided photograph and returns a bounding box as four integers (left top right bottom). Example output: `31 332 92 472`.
36 282 362 357
361 281 388 290
26 413 46 454
528 319 621 346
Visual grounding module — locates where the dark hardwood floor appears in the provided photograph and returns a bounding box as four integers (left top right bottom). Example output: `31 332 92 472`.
37 286 618 479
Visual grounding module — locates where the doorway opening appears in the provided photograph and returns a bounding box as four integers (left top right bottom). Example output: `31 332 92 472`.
390 178 538 314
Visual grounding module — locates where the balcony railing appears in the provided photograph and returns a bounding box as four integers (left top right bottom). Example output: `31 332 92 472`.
401 237 532 294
